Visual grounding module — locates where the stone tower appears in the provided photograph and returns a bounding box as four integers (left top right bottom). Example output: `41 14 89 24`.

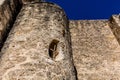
0 1 76 80
0 0 120 80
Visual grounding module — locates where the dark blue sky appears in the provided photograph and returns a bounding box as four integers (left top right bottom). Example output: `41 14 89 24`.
46 0 120 20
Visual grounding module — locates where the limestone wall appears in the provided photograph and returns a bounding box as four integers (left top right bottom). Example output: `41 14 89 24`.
109 15 120 44
0 2 76 80
21 0 42 4
0 0 120 80
69 20 120 80
0 0 22 48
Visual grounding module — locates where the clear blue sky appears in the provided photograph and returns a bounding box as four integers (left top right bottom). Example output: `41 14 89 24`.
46 0 120 20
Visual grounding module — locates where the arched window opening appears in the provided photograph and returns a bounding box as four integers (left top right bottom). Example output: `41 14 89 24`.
49 39 59 59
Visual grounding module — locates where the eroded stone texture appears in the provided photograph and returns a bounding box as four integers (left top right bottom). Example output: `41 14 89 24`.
0 0 22 46
109 15 120 44
21 0 43 4
0 3 76 80
69 20 120 80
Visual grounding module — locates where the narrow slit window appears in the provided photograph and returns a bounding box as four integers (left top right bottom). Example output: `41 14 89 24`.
49 39 59 59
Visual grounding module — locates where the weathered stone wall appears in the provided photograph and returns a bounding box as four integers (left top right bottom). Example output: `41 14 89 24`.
0 0 22 48
69 20 120 79
0 2 76 80
109 15 120 44
21 0 42 4
0 0 120 80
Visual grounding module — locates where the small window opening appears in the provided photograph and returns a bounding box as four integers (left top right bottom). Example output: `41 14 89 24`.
62 30 65 37
49 39 59 59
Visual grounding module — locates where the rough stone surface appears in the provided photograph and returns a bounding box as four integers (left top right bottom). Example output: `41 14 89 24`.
0 3 76 80
69 20 120 80
0 0 4 5
0 0 120 80
109 15 120 44
21 0 42 4
0 0 22 46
